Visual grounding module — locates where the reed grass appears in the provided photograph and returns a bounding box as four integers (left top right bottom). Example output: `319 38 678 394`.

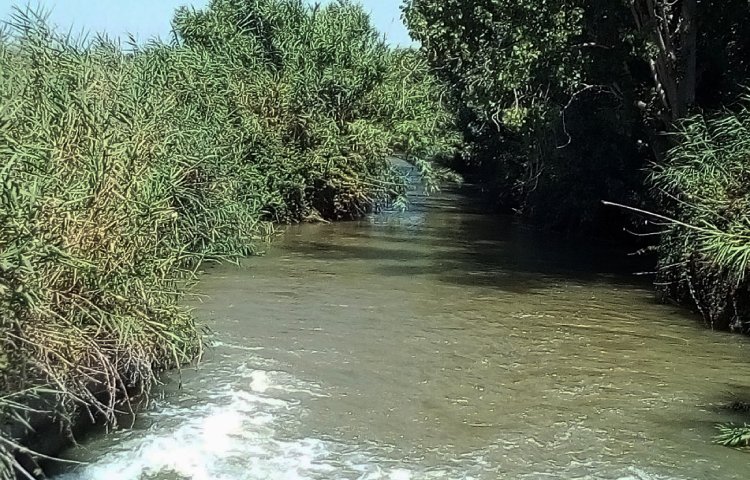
0 1 457 476
650 95 750 332
714 423 750 449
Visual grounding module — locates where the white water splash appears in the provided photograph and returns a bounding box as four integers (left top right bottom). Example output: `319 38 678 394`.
55 363 681 480
246 369 271 393
56 367 436 480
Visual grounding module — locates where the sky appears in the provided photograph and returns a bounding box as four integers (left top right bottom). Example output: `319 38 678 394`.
0 0 413 45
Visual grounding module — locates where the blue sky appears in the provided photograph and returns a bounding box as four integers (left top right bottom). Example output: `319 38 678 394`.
0 0 413 45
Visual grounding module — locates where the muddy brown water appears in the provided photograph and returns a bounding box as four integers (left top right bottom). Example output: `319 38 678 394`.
54 189 750 479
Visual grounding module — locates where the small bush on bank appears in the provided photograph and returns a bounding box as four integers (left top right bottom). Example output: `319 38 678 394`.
651 96 750 331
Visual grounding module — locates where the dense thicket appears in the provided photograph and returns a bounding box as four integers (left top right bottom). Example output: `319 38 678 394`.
0 1 456 476
404 0 750 227
404 0 750 326
653 100 750 332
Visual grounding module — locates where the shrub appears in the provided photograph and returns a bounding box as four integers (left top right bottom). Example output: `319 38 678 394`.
651 96 750 331
0 2 457 476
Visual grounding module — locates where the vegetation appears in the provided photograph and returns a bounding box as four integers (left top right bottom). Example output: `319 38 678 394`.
404 0 750 323
0 1 456 476
404 0 650 229
715 424 750 449
652 99 750 331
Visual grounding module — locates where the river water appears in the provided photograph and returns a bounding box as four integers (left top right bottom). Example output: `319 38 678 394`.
54 188 750 479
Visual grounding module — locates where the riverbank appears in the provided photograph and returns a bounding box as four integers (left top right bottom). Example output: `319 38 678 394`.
0 2 457 477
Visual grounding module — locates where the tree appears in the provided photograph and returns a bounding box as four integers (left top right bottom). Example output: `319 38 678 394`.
404 0 646 229
403 0 586 132
404 0 750 229
630 0 697 121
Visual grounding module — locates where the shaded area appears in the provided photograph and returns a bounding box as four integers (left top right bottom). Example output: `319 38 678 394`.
288 187 656 295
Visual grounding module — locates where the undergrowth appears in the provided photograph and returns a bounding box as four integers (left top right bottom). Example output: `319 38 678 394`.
714 424 750 449
651 95 750 332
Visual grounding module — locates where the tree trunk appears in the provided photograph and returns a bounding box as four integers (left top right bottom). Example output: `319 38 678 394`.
630 0 697 122
675 0 697 120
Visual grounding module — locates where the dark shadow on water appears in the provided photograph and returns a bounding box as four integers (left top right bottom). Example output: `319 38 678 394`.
283 187 656 294
291 241 427 262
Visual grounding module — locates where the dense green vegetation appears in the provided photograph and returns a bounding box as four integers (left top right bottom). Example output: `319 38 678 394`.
652 99 750 331
0 1 456 476
404 0 750 327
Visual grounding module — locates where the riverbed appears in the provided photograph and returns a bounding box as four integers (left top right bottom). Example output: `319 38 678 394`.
54 189 750 479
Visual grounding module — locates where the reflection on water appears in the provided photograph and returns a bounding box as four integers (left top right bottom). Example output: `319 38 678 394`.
55 189 750 479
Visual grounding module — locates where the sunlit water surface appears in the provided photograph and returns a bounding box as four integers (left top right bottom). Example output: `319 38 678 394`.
54 189 750 479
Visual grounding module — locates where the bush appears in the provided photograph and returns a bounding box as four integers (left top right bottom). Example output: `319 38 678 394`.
0 2 457 475
651 97 750 331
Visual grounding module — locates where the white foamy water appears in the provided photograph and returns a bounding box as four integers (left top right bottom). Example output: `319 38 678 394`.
54 364 683 480
55 365 480 480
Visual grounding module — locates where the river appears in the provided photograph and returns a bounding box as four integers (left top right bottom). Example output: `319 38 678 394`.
53 188 750 479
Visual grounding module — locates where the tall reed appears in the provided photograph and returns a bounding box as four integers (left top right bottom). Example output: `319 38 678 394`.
0 2 457 476
651 95 750 332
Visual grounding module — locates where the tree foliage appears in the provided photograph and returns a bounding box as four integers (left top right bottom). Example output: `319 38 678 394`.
404 0 646 227
404 0 750 229
405 0 585 130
